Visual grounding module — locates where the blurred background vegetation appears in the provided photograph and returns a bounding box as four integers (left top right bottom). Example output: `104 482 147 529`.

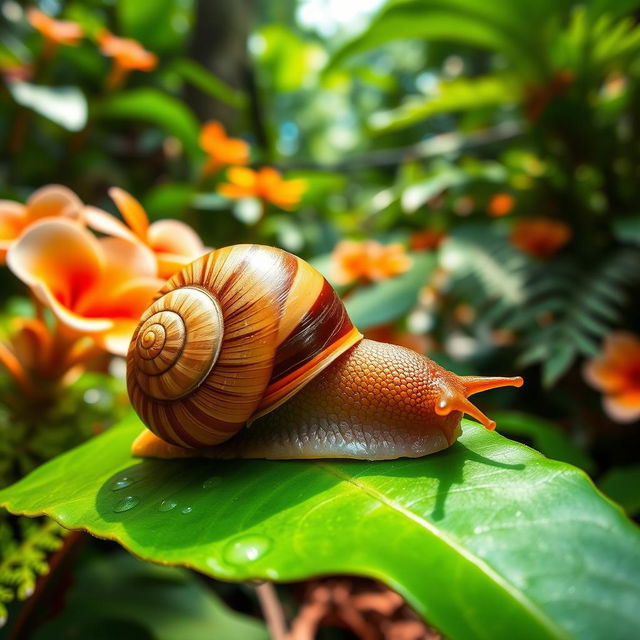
0 0 639 637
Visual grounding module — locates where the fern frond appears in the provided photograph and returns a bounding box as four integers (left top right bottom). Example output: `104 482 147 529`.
0 516 67 625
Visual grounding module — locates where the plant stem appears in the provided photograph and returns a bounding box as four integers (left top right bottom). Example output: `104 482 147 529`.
255 582 288 640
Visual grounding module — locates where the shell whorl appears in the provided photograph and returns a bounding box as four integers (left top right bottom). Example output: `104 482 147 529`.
127 244 363 448
132 287 223 400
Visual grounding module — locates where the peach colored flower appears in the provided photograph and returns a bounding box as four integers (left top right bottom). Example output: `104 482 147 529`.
510 217 571 258
0 185 82 263
330 240 412 286
98 31 157 71
99 30 157 90
27 9 83 46
584 332 640 423
7 218 163 356
409 229 445 251
488 193 515 217
83 187 206 279
219 167 306 210
199 121 249 175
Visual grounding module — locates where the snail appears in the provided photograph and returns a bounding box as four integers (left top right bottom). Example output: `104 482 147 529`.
128 244 523 460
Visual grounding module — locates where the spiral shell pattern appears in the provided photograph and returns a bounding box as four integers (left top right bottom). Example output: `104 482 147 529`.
127 245 362 448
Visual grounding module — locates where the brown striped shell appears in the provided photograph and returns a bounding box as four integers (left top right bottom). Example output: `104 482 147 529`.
127 244 363 448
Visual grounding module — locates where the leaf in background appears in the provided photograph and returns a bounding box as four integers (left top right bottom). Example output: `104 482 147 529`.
491 411 595 472
598 465 640 517
117 0 187 53
169 59 246 109
326 0 566 81
99 89 201 160
345 252 436 329
142 183 195 220
370 75 521 133
257 25 324 92
2 416 640 639
34 552 267 640
311 251 436 329
8 83 87 131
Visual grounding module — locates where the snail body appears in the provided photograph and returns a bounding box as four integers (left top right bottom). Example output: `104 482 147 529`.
128 244 522 461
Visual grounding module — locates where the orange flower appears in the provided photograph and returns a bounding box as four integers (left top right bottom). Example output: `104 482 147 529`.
219 167 306 210
83 187 206 278
330 240 412 286
510 217 571 258
98 30 157 89
199 121 249 175
488 193 515 217
0 185 82 263
409 229 445 251
583 332 640 423
27 9 83 46
7 218 163 356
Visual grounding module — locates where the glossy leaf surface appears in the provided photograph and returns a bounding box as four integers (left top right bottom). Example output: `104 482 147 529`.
1 416 639 638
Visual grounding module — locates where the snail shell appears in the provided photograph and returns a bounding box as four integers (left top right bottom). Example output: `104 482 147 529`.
127 244 362 448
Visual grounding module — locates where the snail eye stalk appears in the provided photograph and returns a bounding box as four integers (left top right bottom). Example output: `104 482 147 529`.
435 376 523 431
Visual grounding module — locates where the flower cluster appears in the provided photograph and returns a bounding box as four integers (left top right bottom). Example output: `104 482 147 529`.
330 240 412 286
27 9 156 89
0 185 205 392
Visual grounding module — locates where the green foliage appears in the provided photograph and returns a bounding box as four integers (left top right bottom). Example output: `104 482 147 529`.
35 552 267 640
169 59 247 108
598 465 640 516
2 416 640 639
99 89 201 161
0 517 66 624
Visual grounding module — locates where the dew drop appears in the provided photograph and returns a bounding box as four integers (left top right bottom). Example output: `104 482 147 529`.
181 506 193 514
159 499 177 512
473 525 484 535
113 495 140 513
223 535 271 565
0 616 6 629
111 476 133 491
202 476 221 489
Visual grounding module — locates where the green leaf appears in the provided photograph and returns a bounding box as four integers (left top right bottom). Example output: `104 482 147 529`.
142 183 195 220
99 89 201 160
117 0 186 52
7 83 87 131
598 465 640 517
169 59 246 109
345 252 437 329
2 415 639 639
327 0 565 81
491 411 595 472
34 552 267 640
370 75 521 133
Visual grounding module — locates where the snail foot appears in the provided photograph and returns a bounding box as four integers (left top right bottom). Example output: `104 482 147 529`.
132 429 196 459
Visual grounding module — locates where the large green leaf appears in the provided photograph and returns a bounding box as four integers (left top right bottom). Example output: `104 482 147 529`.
99 89 201 160
1 415 639 639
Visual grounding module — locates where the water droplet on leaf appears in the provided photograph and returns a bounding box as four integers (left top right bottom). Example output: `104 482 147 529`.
113 496 139 513
159 499 177 512
112 476 133 491
224 535 271 565
181 506 193 514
